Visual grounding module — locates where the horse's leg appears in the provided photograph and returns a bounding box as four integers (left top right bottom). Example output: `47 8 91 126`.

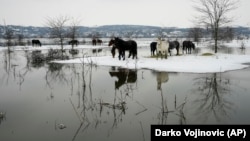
123 51 125 60
169 49 172 56
128 51 132 58
118 50 122 60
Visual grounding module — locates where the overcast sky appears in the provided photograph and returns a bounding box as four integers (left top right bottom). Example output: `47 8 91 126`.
1 0 250 27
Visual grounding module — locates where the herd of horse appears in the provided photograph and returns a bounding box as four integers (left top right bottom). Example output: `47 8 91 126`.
31 37 195 61
109 37 196 60
31 38 103 47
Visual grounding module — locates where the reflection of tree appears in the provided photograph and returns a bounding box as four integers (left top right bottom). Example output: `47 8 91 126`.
1 51 21 86
31 50 45 68
45 63 67 89
192 73 233 122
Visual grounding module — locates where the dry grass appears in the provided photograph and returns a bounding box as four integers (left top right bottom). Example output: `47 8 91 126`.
201 53 214 56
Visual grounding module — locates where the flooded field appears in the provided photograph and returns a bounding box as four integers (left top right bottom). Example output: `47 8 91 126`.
0 45 250 141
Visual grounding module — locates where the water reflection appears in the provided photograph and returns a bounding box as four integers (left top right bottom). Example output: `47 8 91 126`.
31 50 45 68
153 71 187 125
0 112 6 125
156 72 169 90
1 48 250 140
192 73 233 123
109 67 137 90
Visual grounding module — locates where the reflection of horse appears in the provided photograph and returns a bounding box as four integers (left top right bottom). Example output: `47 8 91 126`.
156 72 169 90
156 38 169 59
68 40 79 46
32 39 41 47
150 42 157 56
111 37 137 60
109 68 137 89
169 41 180 56
182 41 195 54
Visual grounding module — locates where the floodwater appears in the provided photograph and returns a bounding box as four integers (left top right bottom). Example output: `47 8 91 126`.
0 46 250 141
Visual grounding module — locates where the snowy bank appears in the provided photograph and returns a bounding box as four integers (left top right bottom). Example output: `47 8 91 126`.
52 54 250 73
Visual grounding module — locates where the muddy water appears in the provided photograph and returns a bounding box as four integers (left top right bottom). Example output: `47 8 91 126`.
0 47 250 141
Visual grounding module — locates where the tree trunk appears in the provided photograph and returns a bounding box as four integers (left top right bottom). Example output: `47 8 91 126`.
214 25 219 53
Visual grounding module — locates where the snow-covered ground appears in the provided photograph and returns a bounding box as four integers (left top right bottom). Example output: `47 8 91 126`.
1 39 250 73
52 54 250 73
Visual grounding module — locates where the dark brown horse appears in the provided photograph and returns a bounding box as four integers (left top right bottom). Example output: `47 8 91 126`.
97 39 103 45
68 40 79 47
32 39 41 47
92 38 97 46
182 41 195 54
168 41 180 56
150 42 157 56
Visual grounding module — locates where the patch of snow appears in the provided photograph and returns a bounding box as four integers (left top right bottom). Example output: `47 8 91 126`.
52 54 250 73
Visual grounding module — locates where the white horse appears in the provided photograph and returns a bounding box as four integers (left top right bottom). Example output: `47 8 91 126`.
156 38 169 59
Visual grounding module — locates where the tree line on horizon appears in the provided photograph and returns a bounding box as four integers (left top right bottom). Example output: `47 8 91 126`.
1 0 244 54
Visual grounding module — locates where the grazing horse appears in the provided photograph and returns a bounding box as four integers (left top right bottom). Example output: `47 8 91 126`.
183 41 195 54
68 40 79 47
150 42 157 56
97 39 103 45
112 37 137 60
168 41 180 56
32 39 41 47
156 38 169 59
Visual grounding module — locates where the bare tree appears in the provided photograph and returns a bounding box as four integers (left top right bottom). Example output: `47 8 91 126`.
3 23 14 53
188 27 203 44
46 16 70 51
67 18 81 55
220 26 234 42
17 33 25 46
193 0 238 53
68 18 81 47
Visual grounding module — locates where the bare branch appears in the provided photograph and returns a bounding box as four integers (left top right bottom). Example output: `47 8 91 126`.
193 0 239 53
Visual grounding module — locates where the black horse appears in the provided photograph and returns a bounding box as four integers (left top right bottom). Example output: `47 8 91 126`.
32 39 41 47
97 39 103 45
111 37 137 60
68 40 79 46
150 42 157 56
168 41 180 56
182 41 195 54
92 38 97 46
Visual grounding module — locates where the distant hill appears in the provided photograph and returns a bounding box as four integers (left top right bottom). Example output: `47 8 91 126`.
0 24 249 39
